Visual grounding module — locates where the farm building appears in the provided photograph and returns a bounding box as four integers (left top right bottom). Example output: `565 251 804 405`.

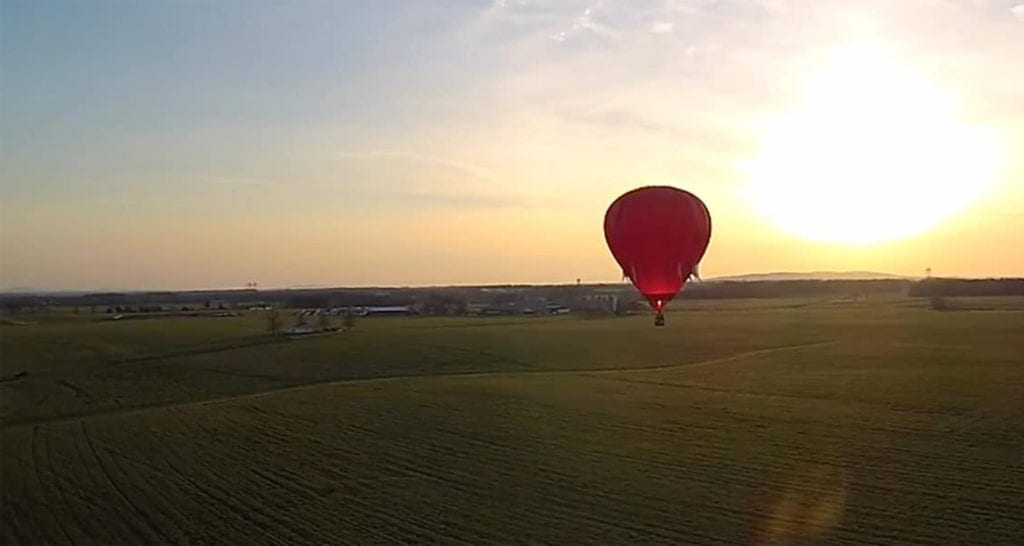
577 293 620 314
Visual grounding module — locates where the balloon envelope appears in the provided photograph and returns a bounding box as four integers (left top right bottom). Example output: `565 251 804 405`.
604 186 711 312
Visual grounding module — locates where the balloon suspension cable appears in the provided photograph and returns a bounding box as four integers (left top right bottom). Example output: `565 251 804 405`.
654 311 665 327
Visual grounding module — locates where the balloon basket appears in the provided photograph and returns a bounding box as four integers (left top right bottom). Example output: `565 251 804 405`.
654 312 665 327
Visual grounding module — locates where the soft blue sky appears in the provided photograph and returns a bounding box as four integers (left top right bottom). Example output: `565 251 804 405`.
2 0 1022 289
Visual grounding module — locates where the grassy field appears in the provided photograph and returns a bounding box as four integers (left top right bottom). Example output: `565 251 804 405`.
2 297 1023 544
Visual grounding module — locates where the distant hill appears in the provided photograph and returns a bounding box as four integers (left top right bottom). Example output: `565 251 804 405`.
708 271 910 282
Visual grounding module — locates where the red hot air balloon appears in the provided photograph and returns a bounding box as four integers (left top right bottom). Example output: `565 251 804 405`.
604 186 711 326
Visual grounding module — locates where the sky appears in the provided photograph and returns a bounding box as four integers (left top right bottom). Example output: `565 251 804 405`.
1 0 1022 290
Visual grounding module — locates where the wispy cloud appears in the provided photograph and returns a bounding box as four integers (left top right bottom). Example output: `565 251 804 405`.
333 151 496 181
650 21 674 33
1012 4 1024 20
560 108 688 136
330 150 531 210
164 174 265 188
552 3 621 42
556 106 757 171
354 189 531 209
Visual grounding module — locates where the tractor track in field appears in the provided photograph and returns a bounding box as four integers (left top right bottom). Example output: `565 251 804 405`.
35 426 76 546
80 421 170 545
2 341 832 431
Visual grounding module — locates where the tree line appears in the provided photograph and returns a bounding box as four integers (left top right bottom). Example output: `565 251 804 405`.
3 278 1022 315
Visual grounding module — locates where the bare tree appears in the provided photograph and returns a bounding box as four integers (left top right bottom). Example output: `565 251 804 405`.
342 310 355 332
318 312 330 332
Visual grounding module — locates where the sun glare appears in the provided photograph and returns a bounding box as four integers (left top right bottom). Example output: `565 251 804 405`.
747 43 1000 244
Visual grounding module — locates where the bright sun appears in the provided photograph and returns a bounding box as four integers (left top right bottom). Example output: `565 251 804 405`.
747 43 1000 244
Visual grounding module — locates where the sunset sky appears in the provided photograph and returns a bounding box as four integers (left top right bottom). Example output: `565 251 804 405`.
2 0 1022 290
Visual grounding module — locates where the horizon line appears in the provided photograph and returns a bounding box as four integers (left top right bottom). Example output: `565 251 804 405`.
7 273 1023 295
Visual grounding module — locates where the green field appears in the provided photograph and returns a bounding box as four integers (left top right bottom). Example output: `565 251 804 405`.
2 298 1023 544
